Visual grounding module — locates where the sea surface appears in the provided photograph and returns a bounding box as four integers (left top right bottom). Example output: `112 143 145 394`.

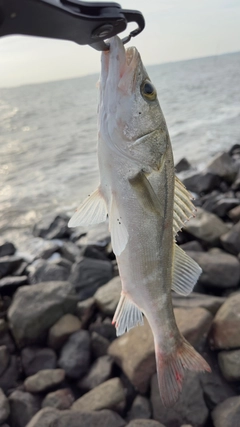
0 51 240 244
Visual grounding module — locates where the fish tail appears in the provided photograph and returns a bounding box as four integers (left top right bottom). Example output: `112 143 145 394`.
155 337 211 407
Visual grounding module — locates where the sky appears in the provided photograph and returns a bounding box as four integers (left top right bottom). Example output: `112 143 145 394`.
0 0 240 87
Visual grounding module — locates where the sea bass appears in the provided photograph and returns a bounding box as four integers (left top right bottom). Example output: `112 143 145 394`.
69 36 211 406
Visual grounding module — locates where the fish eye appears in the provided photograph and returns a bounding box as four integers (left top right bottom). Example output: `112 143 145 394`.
141 80 157 101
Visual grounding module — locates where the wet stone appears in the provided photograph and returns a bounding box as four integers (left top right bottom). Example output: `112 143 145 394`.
72 377 126 412
218 349 240 381
0 346 10 376
127 395 151 421
0 388 10 424
212 396 240 427
69 256 113 300
8 281 77 347
58 330 90 379
9 390 41 427
24 369 65 393
0 242 15 258
21 347 57 377
48 314 81 350
41 388 75 410
78 355 113 391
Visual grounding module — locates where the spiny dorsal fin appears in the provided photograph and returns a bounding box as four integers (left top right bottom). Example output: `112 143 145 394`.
68 188 107 227
173 176 196 236
172 244 202 295
109 197 129 256
112 293 144 336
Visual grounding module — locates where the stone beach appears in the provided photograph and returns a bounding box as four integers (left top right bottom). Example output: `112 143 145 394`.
0 145 240 426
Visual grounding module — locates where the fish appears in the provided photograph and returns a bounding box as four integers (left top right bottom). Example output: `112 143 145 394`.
68 36 211 407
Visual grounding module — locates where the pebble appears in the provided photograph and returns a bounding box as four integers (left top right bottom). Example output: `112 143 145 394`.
220 220 240 255
24 369 65 393
212 396 240 427
72 377 126 412
184 208 229 243
0 388 10 424
21 347 57 377
127 395 151 421
91 331 110 358
48 314 81 350
218 349 240 381
94 276 121 315
58 330 90 379
41 388 75 410
209 292 240 349
9 390 41 427
78 355 113 390
69 256 113 300
8 281 77 347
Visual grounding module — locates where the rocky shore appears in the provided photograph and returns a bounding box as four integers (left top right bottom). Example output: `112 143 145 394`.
0 145 240 427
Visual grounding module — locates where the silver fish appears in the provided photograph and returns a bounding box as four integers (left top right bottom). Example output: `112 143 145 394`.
69 36 211 407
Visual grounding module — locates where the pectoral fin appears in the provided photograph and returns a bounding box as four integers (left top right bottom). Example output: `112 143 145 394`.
171 244 202 295
68 188 107 227
112 293 144 336
129 171 163 216
173 176 196 236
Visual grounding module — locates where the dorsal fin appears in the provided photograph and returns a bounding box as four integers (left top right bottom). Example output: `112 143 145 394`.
173 176 196 236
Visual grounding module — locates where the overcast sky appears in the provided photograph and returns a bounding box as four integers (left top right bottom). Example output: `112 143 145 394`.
0 0 240 87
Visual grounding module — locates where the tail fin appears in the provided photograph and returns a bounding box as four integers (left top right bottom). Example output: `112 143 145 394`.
155 337 211 407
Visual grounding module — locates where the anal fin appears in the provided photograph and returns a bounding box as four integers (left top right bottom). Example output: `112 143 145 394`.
112 294 144 336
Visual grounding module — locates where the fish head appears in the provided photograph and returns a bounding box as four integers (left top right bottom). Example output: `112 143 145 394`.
99 36 168 169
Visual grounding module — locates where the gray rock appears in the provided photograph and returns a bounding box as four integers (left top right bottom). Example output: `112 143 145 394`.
91 332 110 358
206 152 238 183
33 240 61 260
175 157 191 173
94 276 121 315
0 256 23 279
209 293 240 349
0 276 28 293
58 330 90 379
172 292 226 315
72 377 126 412
0 346 9 377
183 171 221 194
78 355 113 390
89 319 116 341
126 421 165 427
24 369 65 393
0 388 9 424
83 245 109 261
212 396 240 427
0 241 15 258
228 205 240 222
76 297 95 326
0 356 19 394
127 395 151 421
220 220 240 255
218 349 240 381
21 347 57 377
186 250 240 288
41 388 75 410
232 169 240 191
70 257 113 300
174 307 213 350
59 241 81 263
9 390 41 427
0 332 15 354
33 213 70 240
151 372 209 427
48 314 81 350
179 241 203 252
8 281 77 347
79 222 111 247
0 320 8 335
28 259 69 284
184 208 229 243
209 198 239 217
26 407 126 427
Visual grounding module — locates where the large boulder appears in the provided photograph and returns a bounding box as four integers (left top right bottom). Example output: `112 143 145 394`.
184 208 229 243
209 293 240 349
212 396 240 427
71 378 126 412
58 330 90 379
151 372 209 427
8 281 77 347
186 251 240 288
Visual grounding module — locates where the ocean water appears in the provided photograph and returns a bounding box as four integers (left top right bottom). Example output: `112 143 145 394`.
0 51 240 244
